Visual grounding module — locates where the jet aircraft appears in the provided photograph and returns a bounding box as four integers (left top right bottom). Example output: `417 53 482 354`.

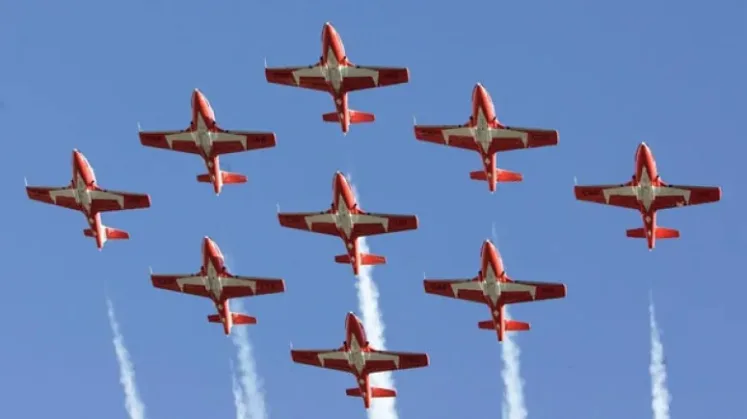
413 83 558 192
149 236 285 335
25 149 151 250
265 22 410 134
291 312 429 409
423 239 567 342
138 88 276 195
574 142 722 249
277 171 418 275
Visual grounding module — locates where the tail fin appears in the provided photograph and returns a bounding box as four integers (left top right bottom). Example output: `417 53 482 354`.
626 227 680 239
207 313 257 325
346 387 397 398
478 319 531 331
323 110 375 124
334 253 387 266
469 169 523 182
196 171 248 184
84 227 129 240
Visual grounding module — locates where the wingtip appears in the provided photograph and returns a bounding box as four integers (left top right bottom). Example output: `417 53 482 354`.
23 176 28 187
264 57 268 69
276 203 281 213
137 121 142 132
573 176 578 186
148 266 153 275
413 115 417 126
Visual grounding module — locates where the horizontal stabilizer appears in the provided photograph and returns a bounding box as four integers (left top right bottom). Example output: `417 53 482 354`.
478 319 530 331
207 313 257 325
322 110 375 124
346 387 397 398
196 171 248 184
506 319 531 331
626 227 680 239
83 227 129 240
469 169 523 183
334 253 387 266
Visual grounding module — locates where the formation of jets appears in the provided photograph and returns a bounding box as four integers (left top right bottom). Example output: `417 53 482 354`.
23 21 722 411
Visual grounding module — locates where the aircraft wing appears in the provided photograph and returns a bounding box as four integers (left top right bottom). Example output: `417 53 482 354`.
220 275 286 299
26 185 79 210
414 124 558 154
651 184 722 211
278 211 340 236
363 349 429 374
423 277 485 303
574 184 640 209
414 124 480 152
151 274 211 298
265 65 329 92
89 189 151 213
291 347 353 373
487 126 559 153
500 277 567 305
139 130 202 154
210 129 276 156
351 212 418 237
341 65 409 93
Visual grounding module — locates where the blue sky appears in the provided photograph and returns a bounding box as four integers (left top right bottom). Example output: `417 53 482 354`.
2 0 745 418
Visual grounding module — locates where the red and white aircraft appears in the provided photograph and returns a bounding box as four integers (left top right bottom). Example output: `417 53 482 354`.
574 142 722 250
265 22 410 134
138 88 277 195
424 239 566 342
149 236 285 335
414 83 559 192
277 171 418 275
25 149 151 250
291 312 429 409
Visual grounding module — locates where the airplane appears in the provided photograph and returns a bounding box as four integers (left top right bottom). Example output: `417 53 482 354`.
149 236 285 335
264 21 410 134
573 142 722 250
290 312 429 409
277 171 418 275
138 88 277 195
413 83 559 192
423 239 567 342
25 149 151 250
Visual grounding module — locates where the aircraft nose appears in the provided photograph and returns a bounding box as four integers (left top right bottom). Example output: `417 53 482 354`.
345 312 359 329
334 171 348 188
637 142 652 159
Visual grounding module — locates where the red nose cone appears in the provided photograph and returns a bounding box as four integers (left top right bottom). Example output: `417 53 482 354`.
345 312 359 329
480 239 496 258
636 142 651 160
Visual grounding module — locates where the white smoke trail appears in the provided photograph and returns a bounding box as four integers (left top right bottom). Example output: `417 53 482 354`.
105 298 146 419
230 361 248 419
231 299 268 419
649 294 671 419
492 224 527 419
349 178 398 419
501 307 527 419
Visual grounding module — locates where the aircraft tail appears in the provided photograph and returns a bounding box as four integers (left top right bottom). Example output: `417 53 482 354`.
626 227 680 239
478 319 531 332
323 110 376 124
469 169 523 183
334 253 387 266
346 387 397 398
207 313 257 325
196 171 247 185
84 227 129 240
